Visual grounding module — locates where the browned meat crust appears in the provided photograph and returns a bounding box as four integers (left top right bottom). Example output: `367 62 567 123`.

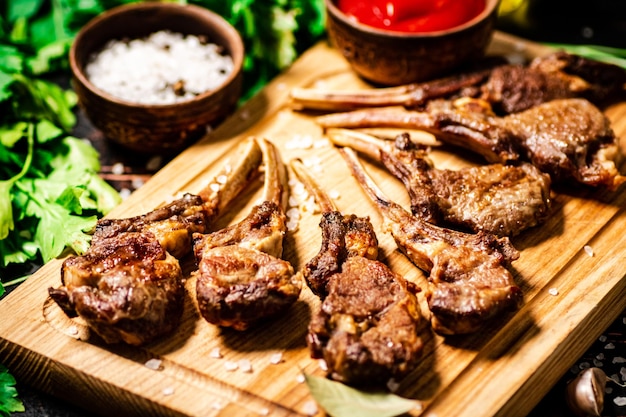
193 201 302 330
291 51 626 115
328 128 552 236
291 158 425 385
340 147 523 335
307 256 424 385
48 138 264 345
54 232 184 345
303 211 379 297
192 139 302 331
319 98 625 190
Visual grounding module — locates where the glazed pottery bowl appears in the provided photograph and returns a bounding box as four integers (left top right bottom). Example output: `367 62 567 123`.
69 2 244 154
325 0 500 86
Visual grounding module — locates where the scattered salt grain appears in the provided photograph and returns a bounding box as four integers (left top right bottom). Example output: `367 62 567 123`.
224 361 239 371
583 245 594 257
313 138 331 148
162 387 175 396
216 174 228 184
286 219 299 232
318 359 328 371
285 134 314 150
288 196 300 207
286 207 301 220
328 189 341 200
144 358 162 371
211 400 226 410
67 325 78 336
119 188 132 200
296 374 305 384
386 378 400 392
292 182 307 197
259 407 270 415
621 367 626 381
614 397 626 407
131 178 145 190
209 347 223 359
85 30 234 105
145 155 163 171
111 162 125 175
613 357 626 364
548 288 559 296
605 343 615 350
239 359 253 373
593 359 603 367
209 183 221 193
599 335 608 343
269 352 284 365
302 400 318 416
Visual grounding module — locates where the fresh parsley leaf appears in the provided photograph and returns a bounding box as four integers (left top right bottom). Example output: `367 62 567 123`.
6 0 44 23
0 364 24 417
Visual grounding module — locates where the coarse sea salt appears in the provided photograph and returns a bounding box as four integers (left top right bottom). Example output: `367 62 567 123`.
144 358 162 370
85 30 234 105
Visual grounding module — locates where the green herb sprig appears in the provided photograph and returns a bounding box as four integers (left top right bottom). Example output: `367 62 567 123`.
0 1 121 290
0 364 23 417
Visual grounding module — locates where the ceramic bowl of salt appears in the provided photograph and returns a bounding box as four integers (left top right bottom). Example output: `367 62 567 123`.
69 2 244 154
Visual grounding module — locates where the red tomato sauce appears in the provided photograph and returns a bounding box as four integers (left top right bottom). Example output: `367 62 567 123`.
336 0 486 33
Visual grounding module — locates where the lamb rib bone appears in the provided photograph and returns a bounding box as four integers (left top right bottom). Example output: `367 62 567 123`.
291 51 626 115
290 158 425 386
326 128 552 237
49 138 264 346
192 138 301 331
339 147 523 335
319 98 626 190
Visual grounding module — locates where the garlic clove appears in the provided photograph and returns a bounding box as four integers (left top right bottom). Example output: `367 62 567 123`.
565 367 607 417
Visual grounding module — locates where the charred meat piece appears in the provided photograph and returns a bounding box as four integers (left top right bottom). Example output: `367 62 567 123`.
193 138 301 331
318 98 626 190
291 159 379 297
290 159 425 386
340 147 523 335
48 138 263 345
91 140 264 259
308 255 425 385
290 51 626 114
290 64 494 112
91 193 214 260
327 128 552 236
53 232 184 346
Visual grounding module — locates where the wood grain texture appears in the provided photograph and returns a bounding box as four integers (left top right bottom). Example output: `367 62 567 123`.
1 32 625 417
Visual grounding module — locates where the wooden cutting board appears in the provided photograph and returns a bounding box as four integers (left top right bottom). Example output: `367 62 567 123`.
1 31 625 417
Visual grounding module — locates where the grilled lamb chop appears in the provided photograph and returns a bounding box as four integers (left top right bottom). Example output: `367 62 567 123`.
48 138 263 345
290 159 425 385
192 138 302 331
327 128 552 237
340 147 523 335
291 159 380 297
318 98 626 190
290 51 626 114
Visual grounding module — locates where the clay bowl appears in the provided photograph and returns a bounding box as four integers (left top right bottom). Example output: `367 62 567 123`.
69 2 244 154
325 0 500 86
